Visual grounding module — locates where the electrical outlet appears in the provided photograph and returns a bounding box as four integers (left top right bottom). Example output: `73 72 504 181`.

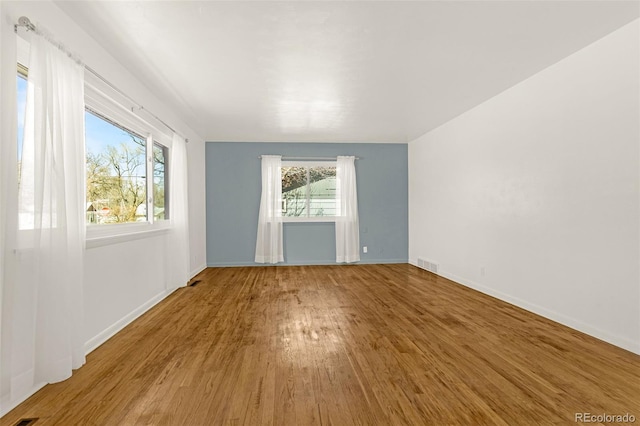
363 246 368 253
480 267 485 277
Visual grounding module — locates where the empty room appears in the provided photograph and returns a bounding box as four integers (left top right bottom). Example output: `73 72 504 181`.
1 0 638 425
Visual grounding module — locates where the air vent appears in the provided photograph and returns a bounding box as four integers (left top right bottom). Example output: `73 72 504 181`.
189 280 201 287
416 257 439 275
14 419 39 426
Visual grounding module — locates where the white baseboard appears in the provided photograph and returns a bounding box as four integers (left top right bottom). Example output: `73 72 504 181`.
190 263 207 279
87 265 209 357
1 289 176 419
0 380 45 418
207 259 408 267
84 289 172 355
435 269 640 355
3 264 215 419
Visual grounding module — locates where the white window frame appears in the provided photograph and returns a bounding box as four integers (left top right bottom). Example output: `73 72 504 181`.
281 160 337 223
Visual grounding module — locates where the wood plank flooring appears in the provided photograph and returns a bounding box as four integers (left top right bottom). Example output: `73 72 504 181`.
2 264 639 425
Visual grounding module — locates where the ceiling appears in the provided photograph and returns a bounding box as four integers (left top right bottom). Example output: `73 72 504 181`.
55 1 639 143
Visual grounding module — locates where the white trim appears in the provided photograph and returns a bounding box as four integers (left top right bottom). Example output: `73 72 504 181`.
0 287 178 417
190 263 207 279
207 259 407 267
145 134 155 226
86 226 169 249
429 267 640 355
84 289 173 355
0 380 46 418
282 216 336 223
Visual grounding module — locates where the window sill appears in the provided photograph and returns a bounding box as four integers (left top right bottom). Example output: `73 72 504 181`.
283 217 336 223
86 223 169 249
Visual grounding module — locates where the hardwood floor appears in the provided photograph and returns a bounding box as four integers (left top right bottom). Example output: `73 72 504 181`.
2 264 639 425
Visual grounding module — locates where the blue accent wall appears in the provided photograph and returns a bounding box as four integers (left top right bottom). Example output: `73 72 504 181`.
206 142 408 266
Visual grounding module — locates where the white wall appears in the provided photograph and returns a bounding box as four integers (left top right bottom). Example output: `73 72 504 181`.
188 142 207 277
1 0 207 414
83 236 167 353
409 20 639 354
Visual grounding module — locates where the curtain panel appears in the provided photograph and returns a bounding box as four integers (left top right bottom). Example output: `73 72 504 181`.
335 156 360 263
2 33 86 408
0 8 20 410
255 155 284 264
167 133 191 289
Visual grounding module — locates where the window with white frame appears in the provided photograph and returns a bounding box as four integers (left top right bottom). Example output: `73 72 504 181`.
84 110 170 225
17 44 170 235
82 65 172 230
281 161 336 220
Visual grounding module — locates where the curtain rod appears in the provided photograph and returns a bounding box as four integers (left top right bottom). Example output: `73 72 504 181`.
258 156 360 161
15 16 188 143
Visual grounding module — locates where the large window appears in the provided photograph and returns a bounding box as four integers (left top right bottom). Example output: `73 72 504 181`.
17 61 170 232
84 110 170 226
85 110 148 224
281 162 336 220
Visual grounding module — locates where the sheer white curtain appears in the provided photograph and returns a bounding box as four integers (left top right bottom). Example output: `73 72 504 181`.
335 156 360 263
0 7 20 408
2 33 86 407
255 155 283 264
167 133 190 289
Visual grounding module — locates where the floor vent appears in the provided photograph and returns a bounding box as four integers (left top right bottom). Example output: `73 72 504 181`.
189 280 201 287
14 419 39 426
416 258 439 275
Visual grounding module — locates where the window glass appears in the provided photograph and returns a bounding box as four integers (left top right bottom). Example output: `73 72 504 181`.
308 166 336 217
282 166 307 217
153 142 168 220
85 110 147 224
17 73 27 177
281 163 336 218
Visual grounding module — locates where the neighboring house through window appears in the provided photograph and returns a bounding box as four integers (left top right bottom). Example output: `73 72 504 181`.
281 161 336 221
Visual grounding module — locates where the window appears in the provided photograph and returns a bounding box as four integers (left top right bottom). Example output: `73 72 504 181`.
17 58 170 235
84 109 170 227
281 161 336 220
85 110 148 224
83 72 172 231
